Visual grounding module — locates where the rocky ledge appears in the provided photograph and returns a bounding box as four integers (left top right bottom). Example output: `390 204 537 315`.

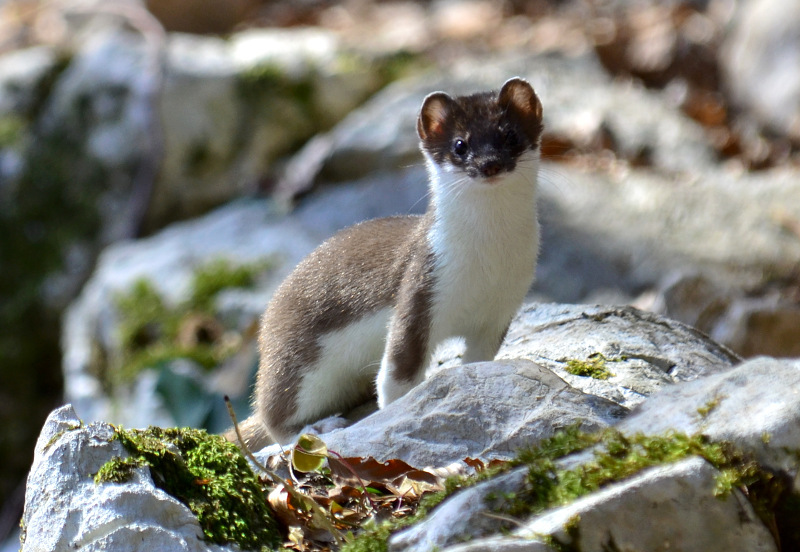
20 303 800 551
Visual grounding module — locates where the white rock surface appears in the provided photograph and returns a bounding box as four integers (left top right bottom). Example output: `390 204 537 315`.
519 457 775 552
498 303 739 407
26 341 800 552
722 0 800 139
389 467 530 552
40 27 153 172
439 457 777 552
618 356 800 473
20 405 231 552
535 163 800 303
267 359 627 469
391 356 800 552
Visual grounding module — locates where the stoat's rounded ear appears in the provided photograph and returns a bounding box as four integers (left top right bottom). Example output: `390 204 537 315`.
498 77 542 120
417 92 456 141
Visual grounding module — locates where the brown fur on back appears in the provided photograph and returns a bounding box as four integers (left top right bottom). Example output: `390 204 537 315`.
231 213 435 447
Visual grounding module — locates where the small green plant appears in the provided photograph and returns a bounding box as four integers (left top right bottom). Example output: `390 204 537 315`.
95 426 280 550
564 353 615 380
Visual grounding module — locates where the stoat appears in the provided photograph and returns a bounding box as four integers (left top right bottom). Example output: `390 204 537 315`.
232 77 544 448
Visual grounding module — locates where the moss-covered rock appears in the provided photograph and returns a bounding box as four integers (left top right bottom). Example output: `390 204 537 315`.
564 353 616 380
98 426 281 550
359 426 797 552
112 258 270 385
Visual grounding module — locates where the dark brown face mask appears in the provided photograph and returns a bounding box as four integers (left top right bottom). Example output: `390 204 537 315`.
417 77 544 180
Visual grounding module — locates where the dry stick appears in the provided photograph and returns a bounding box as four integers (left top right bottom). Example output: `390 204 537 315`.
480 511 526 527
224 396 346 546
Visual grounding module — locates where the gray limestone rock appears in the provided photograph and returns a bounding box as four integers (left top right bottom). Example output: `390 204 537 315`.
535 164 800 305
293 359 627 469
25 340 800 552
497 303 740 408
439 457 777 552
20 405 232 552
392 356 800 552
618 356 800 473
251 302 739 468
721 0 800 139
389 467 530 552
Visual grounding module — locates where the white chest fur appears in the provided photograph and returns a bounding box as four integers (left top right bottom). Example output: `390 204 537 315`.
427 150 540 350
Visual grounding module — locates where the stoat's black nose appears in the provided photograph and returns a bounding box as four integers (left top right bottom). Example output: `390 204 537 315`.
480 160 502 177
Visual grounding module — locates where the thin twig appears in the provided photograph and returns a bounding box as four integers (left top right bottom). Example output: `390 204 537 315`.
224 396 347 546
480 511 527 527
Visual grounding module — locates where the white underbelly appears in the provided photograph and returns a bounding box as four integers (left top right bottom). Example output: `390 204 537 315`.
291 307 392 424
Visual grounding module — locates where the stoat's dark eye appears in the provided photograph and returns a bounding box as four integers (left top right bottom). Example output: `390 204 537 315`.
452 139 468 157
504 129 520 148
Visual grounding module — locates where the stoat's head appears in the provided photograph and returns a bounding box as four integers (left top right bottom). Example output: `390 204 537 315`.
417 77 544 183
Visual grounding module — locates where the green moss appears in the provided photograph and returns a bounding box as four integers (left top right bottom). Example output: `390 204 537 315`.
94 455 143 484
117 279 172 354
341 428 600 551
564 354 615 380
374 50 428 84
0 115 25 148
541 513 582 552
506 429 747 518
697 396 723 417
189 258 268 310
500 425 798 551
113 258 270 384
236 63 314 109
236 63 285 98
339 473 475 552
44 421 83 449
331 425 800 552
97 426 280 550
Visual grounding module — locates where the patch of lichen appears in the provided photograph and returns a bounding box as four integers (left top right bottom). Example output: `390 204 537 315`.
100 426 280 550
113 258 270 384
564 353 617 380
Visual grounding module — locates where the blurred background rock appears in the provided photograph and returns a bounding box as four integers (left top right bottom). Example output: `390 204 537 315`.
0 0 798 545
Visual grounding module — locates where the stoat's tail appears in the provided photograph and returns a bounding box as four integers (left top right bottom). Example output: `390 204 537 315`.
224 414 274 452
